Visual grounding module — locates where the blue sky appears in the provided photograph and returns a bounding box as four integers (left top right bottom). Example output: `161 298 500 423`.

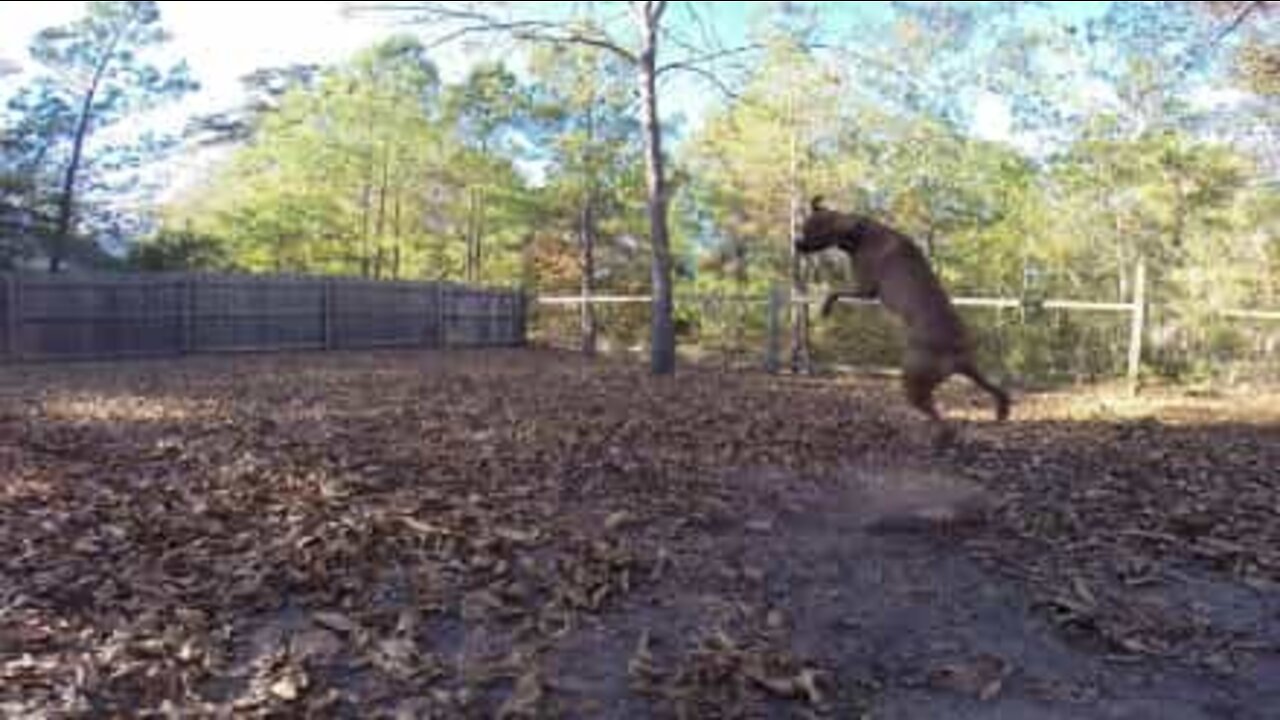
0 1 1249 186
0 1 1114 132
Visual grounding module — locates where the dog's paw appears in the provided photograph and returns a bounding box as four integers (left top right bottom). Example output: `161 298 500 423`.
995 397 1012 422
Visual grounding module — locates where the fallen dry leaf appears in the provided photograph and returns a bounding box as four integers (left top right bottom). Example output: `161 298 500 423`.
312 612 359 635
1 351 1276 717
268 666 308 702
498 669 544 719
604 511 636 534
927 654 1010 702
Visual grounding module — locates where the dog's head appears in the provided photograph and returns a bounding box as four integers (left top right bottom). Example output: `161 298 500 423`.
795 196 858 254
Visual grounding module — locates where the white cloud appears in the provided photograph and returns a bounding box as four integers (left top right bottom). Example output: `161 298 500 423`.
0 2 82 56
972 91 1013 143
1189 85 1250 110
1 1 499 113
2 1 521 203
156 2 411 115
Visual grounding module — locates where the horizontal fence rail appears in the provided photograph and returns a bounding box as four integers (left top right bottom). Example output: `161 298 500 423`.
0 273 526 363
532 291 1280 387
538 294 1148 313
535 292 1280 319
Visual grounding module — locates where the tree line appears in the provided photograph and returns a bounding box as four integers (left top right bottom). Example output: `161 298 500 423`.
2 1 1277 379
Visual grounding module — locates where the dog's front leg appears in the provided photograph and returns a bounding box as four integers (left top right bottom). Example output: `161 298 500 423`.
820 286 879 317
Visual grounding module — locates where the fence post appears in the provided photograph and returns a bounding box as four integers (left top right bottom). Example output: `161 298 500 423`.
508 290 519 347
765 284 783 374
518 289 530 347
3 275 13 362
323 278 335 351
426 283 436 349
1127 257 1147 397
6 275 20 362
438 284 449 349
490 292 500 347
179 275 194 355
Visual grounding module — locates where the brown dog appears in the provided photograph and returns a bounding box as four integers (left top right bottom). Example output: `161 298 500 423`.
795 197 1010 426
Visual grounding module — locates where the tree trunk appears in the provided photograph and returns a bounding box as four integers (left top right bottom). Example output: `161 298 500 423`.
376 148 389 245
51 30 122 273
1115 214 1128 302
580 200 598 357
51 106 91 274
520 232 536 290
360 182 372 278
465 187 478 283
581 96 599 357
393 190 402 280
733 241 748 355
1127 255 1147 397
733 243 748 291
789 192 811 375
636 2 675 376
475 187 485 282
787 93 811 375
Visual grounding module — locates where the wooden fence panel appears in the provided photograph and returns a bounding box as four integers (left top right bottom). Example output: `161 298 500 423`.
0 272 525 363
15 275 184 360
331 279 440 350
192 275 326 353
0 275 11 358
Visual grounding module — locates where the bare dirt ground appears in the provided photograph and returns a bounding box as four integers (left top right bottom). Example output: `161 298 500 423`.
1 349 1277 718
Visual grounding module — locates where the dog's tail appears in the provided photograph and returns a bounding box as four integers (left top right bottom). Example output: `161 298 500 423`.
957 361 1011 422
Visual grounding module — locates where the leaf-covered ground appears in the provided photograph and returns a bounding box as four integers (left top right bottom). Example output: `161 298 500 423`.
2 350 1277 718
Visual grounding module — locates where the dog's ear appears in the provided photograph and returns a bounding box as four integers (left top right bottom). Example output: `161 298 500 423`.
810 196 826 213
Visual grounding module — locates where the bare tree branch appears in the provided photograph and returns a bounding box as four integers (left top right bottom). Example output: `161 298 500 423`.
656 44 765 77
346 2 638 62
1211 0 1269 47
683 2 726 57
417 20 557 51
512 29 637 63
659 61 742 101
653 1 670 24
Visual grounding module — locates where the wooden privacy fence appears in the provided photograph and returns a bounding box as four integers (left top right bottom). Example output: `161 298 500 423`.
0 273 526 363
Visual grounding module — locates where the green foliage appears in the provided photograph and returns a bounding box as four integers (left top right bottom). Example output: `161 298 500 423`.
1188 1 1279 96
682 2 1278 383
6 2 1278 383
170 34 656 294
173 36 528 281
126 226 231 271
525 42 647 290
5 1 197 269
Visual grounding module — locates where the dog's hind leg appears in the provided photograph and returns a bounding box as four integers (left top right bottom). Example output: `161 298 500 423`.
903 355 956 446
903 347 947 418
903 370 943 422
956 361 1011 421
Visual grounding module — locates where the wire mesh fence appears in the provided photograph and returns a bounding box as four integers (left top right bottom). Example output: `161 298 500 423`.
531 290 1280 388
